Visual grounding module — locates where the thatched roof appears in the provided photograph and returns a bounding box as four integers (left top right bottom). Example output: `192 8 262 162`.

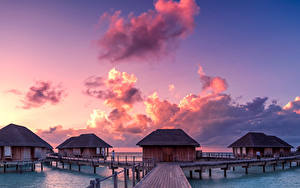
136 129 200 147
228 132 293 148
0 124 53 149
56 134 112 149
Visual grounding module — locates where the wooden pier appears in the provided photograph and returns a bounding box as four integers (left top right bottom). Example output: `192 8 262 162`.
180 155 300 178
134 164 191 188
0 160 44 173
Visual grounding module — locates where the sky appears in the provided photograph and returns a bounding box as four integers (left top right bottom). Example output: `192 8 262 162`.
0 0 300 150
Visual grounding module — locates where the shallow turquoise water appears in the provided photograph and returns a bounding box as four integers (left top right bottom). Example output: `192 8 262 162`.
187 163 300 188
0 163 132 188
1 162 300 187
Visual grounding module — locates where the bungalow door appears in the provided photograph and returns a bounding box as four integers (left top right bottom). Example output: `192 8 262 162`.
162 147 173 162
23 147 31 161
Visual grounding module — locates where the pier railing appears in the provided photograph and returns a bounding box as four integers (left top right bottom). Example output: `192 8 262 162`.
201 152 234 159
87 168 128 188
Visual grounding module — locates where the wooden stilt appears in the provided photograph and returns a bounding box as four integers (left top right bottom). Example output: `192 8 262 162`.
223 168 227 177
282 162 285 170
262 165 266 173
56 161 58 168
94 166 97 174
189 170 193 179
78 164 81 172
41 162 43 171
232 167 235 171
290 162 292 168
132 166 136 186
69 163 72 170
273 164 276 171
3 164 6 173
124 168 128 188
62 162 64 169
209 169 212 177
198 170 202 179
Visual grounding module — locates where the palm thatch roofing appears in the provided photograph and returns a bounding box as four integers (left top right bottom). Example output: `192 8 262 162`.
228 132 293 148
56 134 112 149
136 129 200 147
0 124 53 149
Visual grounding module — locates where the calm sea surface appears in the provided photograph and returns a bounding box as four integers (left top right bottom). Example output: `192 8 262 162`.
186 164 300 188
1 156 300 187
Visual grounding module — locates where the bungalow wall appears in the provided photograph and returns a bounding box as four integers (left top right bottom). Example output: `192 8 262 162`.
233 147 292 158
59 147 109 158
142 146 196 162
0 146 49 161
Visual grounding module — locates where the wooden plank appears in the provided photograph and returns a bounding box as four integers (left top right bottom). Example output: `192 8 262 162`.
134 164 191 188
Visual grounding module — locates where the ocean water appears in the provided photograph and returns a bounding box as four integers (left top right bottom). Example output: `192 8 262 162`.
0 163 133 188
186 163 300 188
1 159 300 187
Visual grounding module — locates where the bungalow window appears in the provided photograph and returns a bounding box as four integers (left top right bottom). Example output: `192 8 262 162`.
96 147 101 155
4 146 12 157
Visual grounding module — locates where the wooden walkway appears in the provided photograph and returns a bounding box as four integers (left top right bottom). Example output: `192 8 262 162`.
134 163 191 188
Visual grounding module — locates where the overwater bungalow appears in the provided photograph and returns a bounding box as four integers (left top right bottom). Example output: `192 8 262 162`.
0 124 53 161
137 129 200 162
56 134 112 158
228 132 293 158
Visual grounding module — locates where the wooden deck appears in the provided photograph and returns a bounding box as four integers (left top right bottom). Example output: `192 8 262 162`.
134 163 191 188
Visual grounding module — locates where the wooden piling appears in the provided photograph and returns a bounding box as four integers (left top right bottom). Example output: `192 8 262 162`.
94 166 97 174
69 163 72 170
124 168 128 188
262 165 266 173
189 170 193 179
41 162 43 171
95 178 100 188
113 172 118 188
78 164 81 172
132 166 136 186
62 162 64 169
273 164 276 171
56 161 58 168
232 167 235 171
290 161 292 168
222 168 227 177
282 162 285 170
3 164 6 173
209 169 212 177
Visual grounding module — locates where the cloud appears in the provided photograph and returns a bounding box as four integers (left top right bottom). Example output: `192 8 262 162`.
198 65 228 94
97 0 199 63
8 81 66 109
168 84 175 92
6 89 23 95
84 68 142 109
37 67 300 148
283 96 300 114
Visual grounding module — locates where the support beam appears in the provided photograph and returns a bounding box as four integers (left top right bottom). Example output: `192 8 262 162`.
94 166 97 174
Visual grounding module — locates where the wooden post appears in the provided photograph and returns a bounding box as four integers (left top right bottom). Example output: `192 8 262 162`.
32 163 34 172
112 167 115 175
124 168 128 188
89 180 95 188
273 164 276 171
41 162 43 171
3 164 6 173
262 165 265 173
198 170 202 179
94 166 97 174
132 166 136 186
125 156 127 165
113 172 118 188
189 170 193 179
62 162 64 169
78 164 81 172
69 163 72 170
56 161 58 168
16 164 19 171
133 156 135 165
95 178 100 188
142 162 145 178
117 156 119 165
282 162 285 170
209 169 212 177
245 167 248 174
290 162 292 168
232 167 235 171
136 168 140 182
223 168 227 178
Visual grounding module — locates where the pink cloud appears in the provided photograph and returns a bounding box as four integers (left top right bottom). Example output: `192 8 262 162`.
37 68 300 148
97 0 199 63
84 68 142 109
198 65 228 94
8 81 66 109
